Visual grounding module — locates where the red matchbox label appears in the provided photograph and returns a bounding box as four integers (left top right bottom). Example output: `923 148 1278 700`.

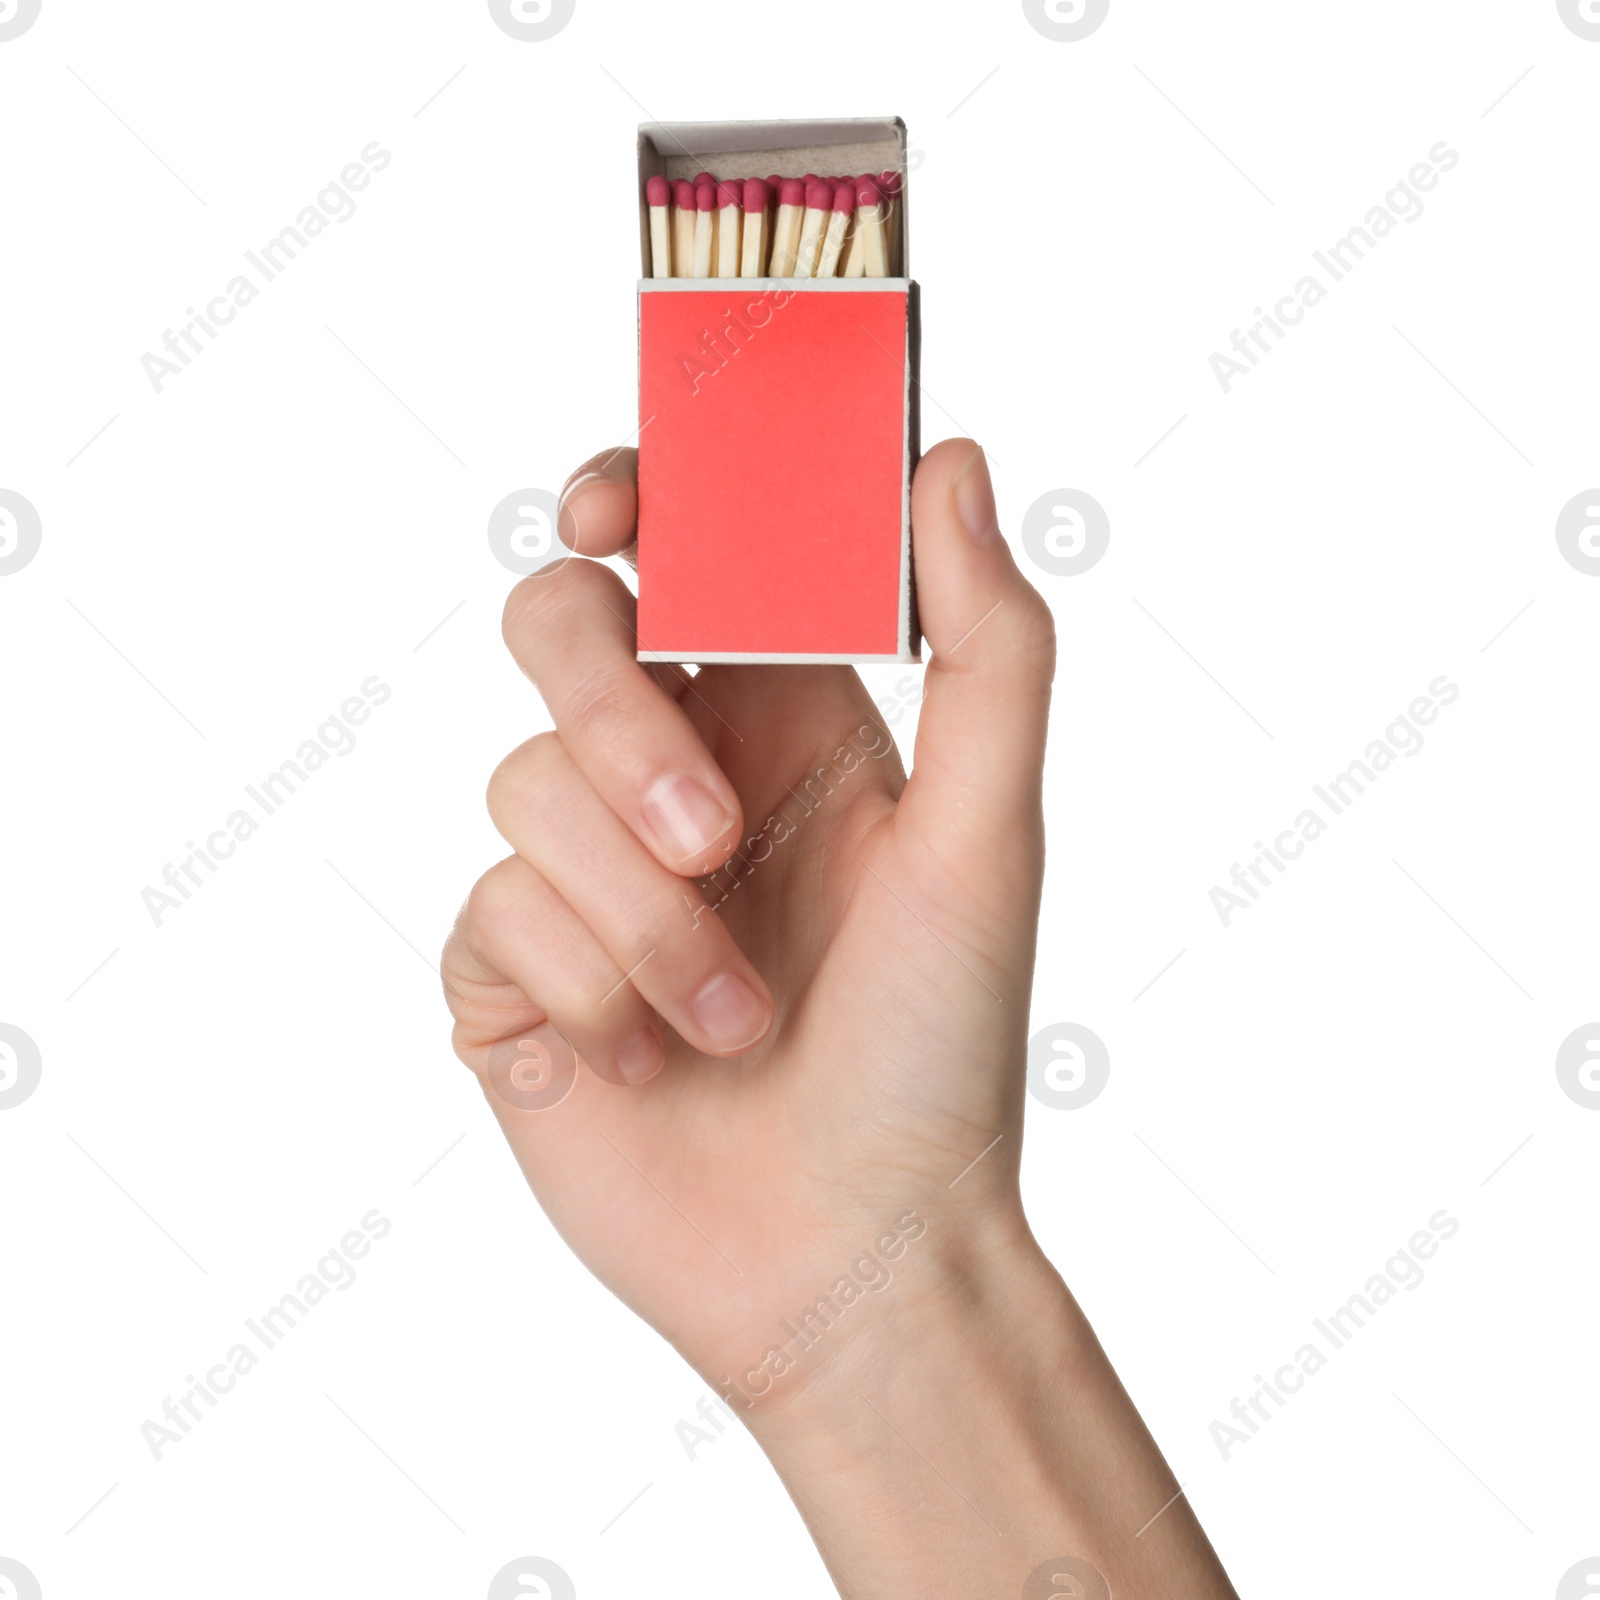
637 285 913 661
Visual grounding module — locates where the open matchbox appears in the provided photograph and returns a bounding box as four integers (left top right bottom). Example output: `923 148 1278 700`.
636 118 921 664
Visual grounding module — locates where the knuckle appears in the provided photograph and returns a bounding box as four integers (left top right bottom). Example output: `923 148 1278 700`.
501 558 621 661
462 856 524 933
1005 585 1058 686
485 732 560 827
559 661 639 750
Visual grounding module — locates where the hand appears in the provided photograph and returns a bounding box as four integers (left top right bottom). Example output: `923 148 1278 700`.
441 439 1236 1597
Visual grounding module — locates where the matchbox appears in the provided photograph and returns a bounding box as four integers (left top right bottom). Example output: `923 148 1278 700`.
635 118 920 664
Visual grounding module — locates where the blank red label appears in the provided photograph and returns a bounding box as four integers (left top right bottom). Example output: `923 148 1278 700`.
638 286 910 658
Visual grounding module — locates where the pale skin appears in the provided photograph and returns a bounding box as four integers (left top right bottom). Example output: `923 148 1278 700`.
442 438 1239 1597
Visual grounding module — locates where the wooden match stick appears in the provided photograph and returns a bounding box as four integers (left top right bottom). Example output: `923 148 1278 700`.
794 178 831 278
763 173 781 270
716 179 742 277
768 178 805 277
879 170 904 276
646 175 672 278
839 211 865 277
854 176 889 277
692 178 715 278
740 178 769 276
815 179 856 278
671 180 696 278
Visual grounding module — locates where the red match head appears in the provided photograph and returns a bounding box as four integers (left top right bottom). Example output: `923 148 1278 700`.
765 173 783 194
672 179 695 209
743 177 770 214
832 180 856 214
717 179 741 209
805 178 831 210
695 180 715 212
645 175 670 207
879 169 904 196
802 173 820 185
855 175 882 209
693 171 715 187
779 178 806 208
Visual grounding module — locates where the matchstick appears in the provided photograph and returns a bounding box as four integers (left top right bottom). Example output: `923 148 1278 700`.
815 179 855 278
740 178 769 277
840 212 865 277
879 170 904 276
646 175 672 277
794 178 831 278
716 179 742 277
692 178 715 278
769 178 805 277
764 173 781 269
671 179 696 278
854 176 889 277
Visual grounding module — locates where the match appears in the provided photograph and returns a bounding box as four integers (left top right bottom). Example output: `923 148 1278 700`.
854 175 889 277
692 178 715 278
816 179 856 278
879 170 903 275
717 179 743 277
646 175 672 277
794 177 832 278
769 177 806 277
671 179 696 279
741 177 769 277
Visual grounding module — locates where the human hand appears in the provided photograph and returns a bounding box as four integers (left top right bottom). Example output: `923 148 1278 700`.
443 437 1052 1389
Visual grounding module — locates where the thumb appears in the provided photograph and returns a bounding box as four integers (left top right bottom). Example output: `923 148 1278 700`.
896 439 1057 871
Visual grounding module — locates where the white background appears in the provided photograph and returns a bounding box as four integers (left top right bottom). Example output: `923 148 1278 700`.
2 1 1597 1596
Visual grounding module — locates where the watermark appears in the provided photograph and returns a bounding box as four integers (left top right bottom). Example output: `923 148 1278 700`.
141 143 392 394
675 1391 739 1463
0 1024 42 1111
0 490 41 576
0 0 41 41
0 1559 41 1600
1021 489 1109 577
488 487 564 576
1027 1023 1110 1110
874 669 925 731
140 676 392 926
1209 142 1460 394
487 1557 576 1599
487 0 575 42
1555 1023 1600 1109
675 280 807 397
140 1211 392 1461
1557 1557 1600 1597
1209 675 1459 927
690 719 897 927
1208 1208 1460 1461
1557 0 1600 41
1022 0 1110 43
1022 1556 1111 1600
486 1022 579 1112
1555 489 1600 575
708 1212 927 1412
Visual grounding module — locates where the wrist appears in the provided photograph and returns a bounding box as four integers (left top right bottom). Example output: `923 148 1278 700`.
720 1219 1237 1599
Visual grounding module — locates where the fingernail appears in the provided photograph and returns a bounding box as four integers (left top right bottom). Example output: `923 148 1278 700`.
556 477 600 549
641 774 734 870
691 972 770 1053
558 451 633 520
952 444 999 543
616 1028 664 1085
